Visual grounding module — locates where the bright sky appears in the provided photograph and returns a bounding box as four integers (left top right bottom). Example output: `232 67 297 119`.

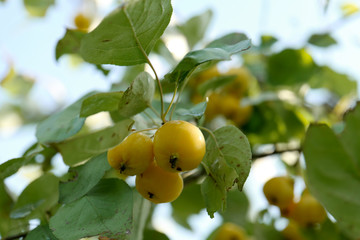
0 0 359 239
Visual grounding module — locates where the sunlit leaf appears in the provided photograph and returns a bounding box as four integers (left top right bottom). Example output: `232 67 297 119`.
267 48 316 86
50 179 133 240
1 67 34 96
177 9 213 49
80 0 172 66
165 33 250 84
55 119 133 166
59 153 111 204
23 0 54 17
201 126 252 217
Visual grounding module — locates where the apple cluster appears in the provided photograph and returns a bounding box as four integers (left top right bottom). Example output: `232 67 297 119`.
263 176 327 239
107 120 206 203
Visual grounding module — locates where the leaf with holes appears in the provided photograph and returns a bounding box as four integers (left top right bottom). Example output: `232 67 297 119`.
117 72 155 118
80 0 172 66
201 126 252 218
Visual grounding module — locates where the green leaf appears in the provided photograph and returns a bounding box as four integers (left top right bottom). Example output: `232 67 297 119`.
80 0 172 66
50 179 133 240
308 33 337 47
55 29 86 60
177 9 213 49
143 229 169 240
175 101 207 120
111 64 146 91
1 70 35 97
59 153 111 204
206 32 248 49
25 224 58 240
80 91 123 118
55 119 133 166
308 66 357 97
11 173 59 219
260 35 278 48
197 75 236 96
243 100 305 144
267 48 316 86
117 72 155 117
165 34 251 84
171 183 205 229
0 143 56 179
219 190 249 226
129 191 152 240
23 0 54 17
201 126 252 218
36 92 97 144
303 107 360 239
0 182 29 238
253 222 283 240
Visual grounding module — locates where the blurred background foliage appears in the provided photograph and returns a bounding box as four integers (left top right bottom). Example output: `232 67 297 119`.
0 0 360 239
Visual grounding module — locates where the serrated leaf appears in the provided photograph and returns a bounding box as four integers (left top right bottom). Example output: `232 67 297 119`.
55 119 133 166
23 0 54 17
59 153 111 204
165 34 250 84
11 173 59 219
201 126 252 217
36 92 97 144
197 75 236 96
308 66 357 97
175 101 207 120
80 91 123 118
25 224 58 240
55 29 86 60
117 72 155 117
177 9 213 49
303 105 360 239
308 33 337 47
80 0 172 66
267 48 316 86
171 183 205 229
50 179 133 240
